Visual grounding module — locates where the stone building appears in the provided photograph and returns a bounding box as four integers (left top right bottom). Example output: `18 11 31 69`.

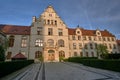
117 40 120 53
0 29 7 48
0 6 119 62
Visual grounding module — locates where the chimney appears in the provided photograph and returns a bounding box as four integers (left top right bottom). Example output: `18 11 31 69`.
32 16 36 22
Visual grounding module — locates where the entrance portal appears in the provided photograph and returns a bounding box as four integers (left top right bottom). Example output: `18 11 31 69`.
48 50 55 61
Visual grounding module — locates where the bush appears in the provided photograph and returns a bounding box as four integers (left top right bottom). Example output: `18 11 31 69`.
107 54 120 59
0 60 34 78
0 45 5 61
68 57 120 72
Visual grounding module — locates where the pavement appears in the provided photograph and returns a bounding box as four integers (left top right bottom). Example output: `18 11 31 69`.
1 62 120 80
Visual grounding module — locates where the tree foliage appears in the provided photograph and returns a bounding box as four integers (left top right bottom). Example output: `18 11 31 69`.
0 45 5 61
96 44 108 59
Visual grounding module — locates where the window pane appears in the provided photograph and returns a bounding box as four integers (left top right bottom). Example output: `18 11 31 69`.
58 39 64 47
48 28 53 35
35 39 43 47
47 39 54 46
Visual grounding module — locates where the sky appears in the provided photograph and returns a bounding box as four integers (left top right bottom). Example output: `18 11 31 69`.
0 0 120 39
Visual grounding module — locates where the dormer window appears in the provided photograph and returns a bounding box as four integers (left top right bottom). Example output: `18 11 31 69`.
96 31 101 36
76 29 81 35
97 32 100 35
77 31 80 34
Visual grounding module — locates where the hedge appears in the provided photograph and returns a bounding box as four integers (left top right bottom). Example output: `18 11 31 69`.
0 60 34 78
68 57 120 72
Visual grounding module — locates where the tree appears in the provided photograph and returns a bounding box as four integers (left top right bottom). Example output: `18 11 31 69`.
0 45 5 61
96 44 108 59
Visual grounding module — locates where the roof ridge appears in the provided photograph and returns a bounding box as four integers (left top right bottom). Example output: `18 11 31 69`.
0 24 30 27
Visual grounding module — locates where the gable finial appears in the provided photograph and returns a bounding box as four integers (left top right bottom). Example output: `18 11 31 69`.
77 25 79 28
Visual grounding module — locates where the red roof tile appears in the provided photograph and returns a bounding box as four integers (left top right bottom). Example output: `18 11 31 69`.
0 24 30 35
68 28 115 37
0 24 115 37
68 28 76 35
12 52 26 59
81 29 96 36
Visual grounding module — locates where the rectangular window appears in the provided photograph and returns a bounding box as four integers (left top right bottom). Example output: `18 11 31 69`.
72 35 76 40
80 52 83 57
103 37 106 41
112 37 114 41
37 27 42 35
90 43 93 49
79 43 82 49
94 37 97 41
48 28 53 35
78 36 81 40
109 44 112 49
86 52 89 57
91 52 94 57
73 43 76 49
88 36 92 41
21 36 27 47
51 20 53 25
74 52 77 57
55 20 57 25
107 37 110 41
58 29 63 36
83 36 86 40
9 36 14 47
85 44 88 49
113 44 116 49
35 39 43 47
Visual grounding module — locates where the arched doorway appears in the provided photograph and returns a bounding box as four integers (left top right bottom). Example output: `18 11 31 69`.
59 51 65 62
35 51 42 60
48 50 55 61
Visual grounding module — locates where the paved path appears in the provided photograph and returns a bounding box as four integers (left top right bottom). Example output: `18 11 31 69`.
1 62 120 80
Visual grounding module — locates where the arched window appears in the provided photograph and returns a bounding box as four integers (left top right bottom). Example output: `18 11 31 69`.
9 35 14 47
48 50 55 53
47 39 54 46
59 51 65 58
35 51 42 58
58 39 64 47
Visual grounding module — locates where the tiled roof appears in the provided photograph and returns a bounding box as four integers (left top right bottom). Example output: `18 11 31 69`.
68 28 115 37
12 52 26 59
0 24 115 37
68 28 76 35
81 29 96 36
0 24 30 35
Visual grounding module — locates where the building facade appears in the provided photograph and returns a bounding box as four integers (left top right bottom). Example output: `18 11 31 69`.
117 40 120 53
0 30 7 48
0 6 119 62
